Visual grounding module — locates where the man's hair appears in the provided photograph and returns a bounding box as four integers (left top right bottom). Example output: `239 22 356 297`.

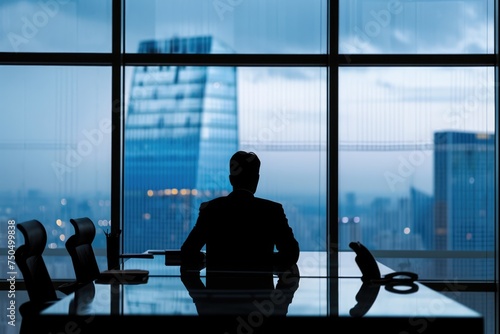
229 151 260 189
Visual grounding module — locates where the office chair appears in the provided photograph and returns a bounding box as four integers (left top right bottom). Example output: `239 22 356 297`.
65 217 102 285
67 217 150 285
16 219 61 333
349 241 418 294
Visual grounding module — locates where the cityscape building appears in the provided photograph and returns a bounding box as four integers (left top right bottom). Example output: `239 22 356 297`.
123 36 239 252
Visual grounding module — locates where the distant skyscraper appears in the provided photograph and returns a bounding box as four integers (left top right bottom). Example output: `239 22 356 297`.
434 131 495 278
409 186 433 250
123 36 238 253
339 192 362 250
434 131 495 250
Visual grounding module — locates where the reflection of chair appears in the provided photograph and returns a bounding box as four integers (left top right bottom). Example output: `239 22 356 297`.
69 281 96 315
349 282 381 317
65 217 101 285
16 219 61 333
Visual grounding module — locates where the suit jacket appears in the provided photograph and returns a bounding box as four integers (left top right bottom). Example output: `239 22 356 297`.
180 189 300 277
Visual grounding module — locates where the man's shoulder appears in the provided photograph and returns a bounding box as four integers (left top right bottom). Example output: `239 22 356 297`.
199 196 229 210
200 194 283 210
253 196 283 208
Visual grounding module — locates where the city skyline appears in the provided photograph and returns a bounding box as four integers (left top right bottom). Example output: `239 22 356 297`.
0 0 495 259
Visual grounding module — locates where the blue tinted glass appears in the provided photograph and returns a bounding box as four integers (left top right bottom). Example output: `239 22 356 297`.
339 0 494 54
0 66 112 279
0 0 112 52
123 63 326 253
339 67 495 280
125 0 327 54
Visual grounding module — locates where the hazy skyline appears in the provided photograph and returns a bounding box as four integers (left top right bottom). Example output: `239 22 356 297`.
1 0 495 200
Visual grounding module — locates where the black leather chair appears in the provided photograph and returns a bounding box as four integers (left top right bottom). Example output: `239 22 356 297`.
66 217 150 285
16 219 61 333
65 217 102 285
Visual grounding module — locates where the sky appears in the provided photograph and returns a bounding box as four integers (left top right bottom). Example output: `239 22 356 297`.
0 0 496 199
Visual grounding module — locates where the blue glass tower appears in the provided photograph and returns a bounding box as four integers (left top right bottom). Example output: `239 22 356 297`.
434 131 495 278
434 131 495 250
123 36 239 253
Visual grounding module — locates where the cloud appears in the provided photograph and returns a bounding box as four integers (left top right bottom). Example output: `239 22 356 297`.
0 0 111 52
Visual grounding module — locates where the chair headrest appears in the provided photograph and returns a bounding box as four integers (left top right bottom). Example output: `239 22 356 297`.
69 217 96 245
17 220 47 256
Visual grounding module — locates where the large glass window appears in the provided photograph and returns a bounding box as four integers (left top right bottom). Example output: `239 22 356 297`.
339 67 495 280
125 0 327 54
0 0 112 52
339 0 495 54
123 64 327 253
0 66 112 279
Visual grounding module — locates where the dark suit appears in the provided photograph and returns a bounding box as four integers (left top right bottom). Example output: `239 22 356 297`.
180 189 300 279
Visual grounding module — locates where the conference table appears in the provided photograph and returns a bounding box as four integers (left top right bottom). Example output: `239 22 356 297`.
37 251 483 334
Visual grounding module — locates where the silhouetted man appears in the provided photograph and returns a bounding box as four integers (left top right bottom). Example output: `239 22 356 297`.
180 151 300 280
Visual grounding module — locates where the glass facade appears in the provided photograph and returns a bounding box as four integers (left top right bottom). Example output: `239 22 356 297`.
124 36 239 252
434 131 495 279
434 131 495 252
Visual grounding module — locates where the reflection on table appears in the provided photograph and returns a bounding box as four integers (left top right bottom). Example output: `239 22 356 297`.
37 251 483 334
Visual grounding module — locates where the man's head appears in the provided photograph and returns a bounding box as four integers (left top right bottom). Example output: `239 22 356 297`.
229 151 260 193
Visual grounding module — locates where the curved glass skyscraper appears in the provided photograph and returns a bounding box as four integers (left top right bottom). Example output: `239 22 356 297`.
124 36 238 252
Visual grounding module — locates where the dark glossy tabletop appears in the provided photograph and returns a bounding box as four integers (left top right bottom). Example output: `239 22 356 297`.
38 251 483 334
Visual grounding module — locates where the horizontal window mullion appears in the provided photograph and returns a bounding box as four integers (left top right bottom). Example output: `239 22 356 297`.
2 53 496 67
123 53 329 66
0 52 114 65
338 54 497 66
372 250 495 259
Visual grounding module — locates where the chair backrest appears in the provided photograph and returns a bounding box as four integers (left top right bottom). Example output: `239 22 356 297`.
16 220 58 304
66 217 101 284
